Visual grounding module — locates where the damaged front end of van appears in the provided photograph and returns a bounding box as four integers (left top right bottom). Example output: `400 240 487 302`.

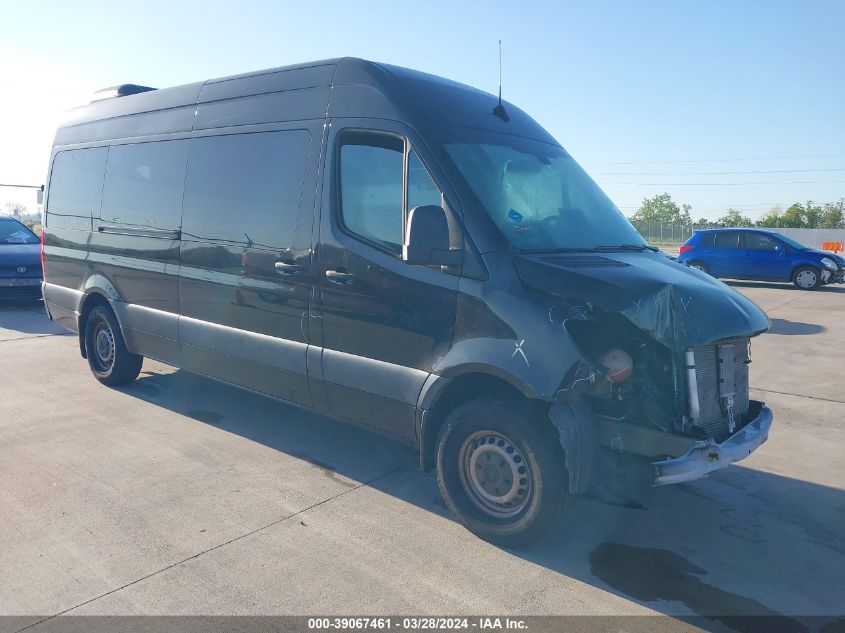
514 250 772 492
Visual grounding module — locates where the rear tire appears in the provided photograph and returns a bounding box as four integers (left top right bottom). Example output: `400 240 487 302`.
792 266 821 290
688 261 709 274
436 396 568 547
84 305 143 386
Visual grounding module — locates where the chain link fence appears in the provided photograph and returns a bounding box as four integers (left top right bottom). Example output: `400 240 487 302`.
630 221 720 249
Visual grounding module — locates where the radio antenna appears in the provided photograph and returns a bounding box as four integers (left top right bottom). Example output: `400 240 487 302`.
493 39 510 121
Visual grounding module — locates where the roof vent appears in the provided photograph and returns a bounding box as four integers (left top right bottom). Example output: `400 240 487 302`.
90 84 157 103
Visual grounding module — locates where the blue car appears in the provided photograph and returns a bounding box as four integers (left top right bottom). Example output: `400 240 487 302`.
678 228 845 290
0 216 42 301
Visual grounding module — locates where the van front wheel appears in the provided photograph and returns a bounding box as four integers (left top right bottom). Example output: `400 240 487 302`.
84 305 143 386
436 397 568 546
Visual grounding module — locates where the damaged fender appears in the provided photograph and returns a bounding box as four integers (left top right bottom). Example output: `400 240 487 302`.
548 398 595 494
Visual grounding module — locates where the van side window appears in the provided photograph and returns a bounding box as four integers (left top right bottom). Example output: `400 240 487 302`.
339 133 404 253
47 147 108 219
101 140 189 229
407 150 442 210
182 130 312 248
715 231 738 249
699 232 715 247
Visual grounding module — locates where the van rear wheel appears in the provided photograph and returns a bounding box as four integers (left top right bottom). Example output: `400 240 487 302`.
84 305 143 386
688 261 709 274
436 396 568 546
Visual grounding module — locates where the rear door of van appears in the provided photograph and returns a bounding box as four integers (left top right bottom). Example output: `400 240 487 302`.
42 147 109 328
178 124 322 407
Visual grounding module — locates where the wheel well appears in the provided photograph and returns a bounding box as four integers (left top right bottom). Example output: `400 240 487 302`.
77 292 110 358
791 263 819 277
419 372 544 471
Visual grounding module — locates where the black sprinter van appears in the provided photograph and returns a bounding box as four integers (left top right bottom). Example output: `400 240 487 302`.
42 58 772 544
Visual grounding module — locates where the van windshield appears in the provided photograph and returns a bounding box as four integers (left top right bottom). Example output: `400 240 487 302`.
441 130 645 252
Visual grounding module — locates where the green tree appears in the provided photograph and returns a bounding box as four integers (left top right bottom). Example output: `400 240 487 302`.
803 201 823 228
756 205 783 227
819 200 844 229
780 203 808 228
631 193 692 224
718 208 754 227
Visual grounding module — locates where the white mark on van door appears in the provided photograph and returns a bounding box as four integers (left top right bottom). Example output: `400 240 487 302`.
512 340 529 368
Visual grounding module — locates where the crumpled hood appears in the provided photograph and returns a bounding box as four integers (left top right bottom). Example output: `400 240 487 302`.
515 251 770 351
0 243 41 266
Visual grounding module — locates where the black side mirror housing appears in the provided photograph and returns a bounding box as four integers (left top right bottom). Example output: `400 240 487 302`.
403 205 460 267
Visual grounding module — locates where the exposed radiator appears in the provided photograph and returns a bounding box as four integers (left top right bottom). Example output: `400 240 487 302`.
692 338 750 441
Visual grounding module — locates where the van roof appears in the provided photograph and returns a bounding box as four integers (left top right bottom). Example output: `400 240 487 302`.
54 58 557 148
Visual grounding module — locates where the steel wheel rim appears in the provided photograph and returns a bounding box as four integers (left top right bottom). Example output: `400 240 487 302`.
458 430 532 518
93 321 115 372
691 263 706 272
796 270 816 288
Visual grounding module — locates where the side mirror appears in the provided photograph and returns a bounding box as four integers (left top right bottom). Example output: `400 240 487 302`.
403 205 460 267
36 186 44 206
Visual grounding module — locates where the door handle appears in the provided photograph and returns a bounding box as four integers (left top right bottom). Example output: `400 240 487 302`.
325 268 356 284
274 261 301 275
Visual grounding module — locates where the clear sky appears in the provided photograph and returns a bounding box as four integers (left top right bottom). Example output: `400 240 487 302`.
2 0 843 220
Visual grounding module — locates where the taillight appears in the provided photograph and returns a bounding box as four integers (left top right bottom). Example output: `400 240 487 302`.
40 225 46 279
679 244 695 254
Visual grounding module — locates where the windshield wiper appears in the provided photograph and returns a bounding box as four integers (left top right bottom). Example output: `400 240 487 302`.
519 247 600 254
592 244 659 252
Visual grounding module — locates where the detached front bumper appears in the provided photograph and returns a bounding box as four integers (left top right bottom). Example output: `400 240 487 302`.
652 404 773 486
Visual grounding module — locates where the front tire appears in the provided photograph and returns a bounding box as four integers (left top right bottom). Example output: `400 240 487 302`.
84 305 143 386
436 396 568 547
793 266 821 290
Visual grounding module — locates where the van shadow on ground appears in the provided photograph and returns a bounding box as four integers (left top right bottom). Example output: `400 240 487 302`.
767 318 826 336
725 280 845 294
121 368 845 633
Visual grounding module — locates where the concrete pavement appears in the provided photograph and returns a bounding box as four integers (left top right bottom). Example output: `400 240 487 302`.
0 285 843 628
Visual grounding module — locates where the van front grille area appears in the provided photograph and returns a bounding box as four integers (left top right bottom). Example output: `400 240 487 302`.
692 339 750 441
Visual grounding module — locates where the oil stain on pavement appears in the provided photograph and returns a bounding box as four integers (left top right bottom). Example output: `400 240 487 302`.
589 542 808 633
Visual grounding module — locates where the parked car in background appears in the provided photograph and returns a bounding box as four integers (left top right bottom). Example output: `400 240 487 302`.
678 228 845 290
0 216 42 301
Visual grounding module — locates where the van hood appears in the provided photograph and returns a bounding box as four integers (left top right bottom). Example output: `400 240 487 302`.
514 251 770 351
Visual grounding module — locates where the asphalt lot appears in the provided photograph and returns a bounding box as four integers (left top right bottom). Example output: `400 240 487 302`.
1 283 844 629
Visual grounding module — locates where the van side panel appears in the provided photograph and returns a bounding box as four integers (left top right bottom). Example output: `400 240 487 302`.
178 123 322 407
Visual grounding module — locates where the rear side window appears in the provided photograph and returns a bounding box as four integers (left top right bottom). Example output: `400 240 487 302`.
742 232 779 251
182 130 312 248
0 219 39 244
715 232 739 249
46 147 108 219
339 133 405 252
100 140 189 230
698 232 715 247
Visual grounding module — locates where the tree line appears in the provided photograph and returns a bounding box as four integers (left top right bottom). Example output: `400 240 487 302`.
629 193 845 229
